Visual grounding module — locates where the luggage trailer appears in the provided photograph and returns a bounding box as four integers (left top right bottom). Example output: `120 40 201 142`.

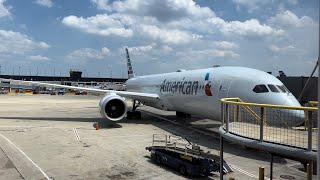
146 134 232 177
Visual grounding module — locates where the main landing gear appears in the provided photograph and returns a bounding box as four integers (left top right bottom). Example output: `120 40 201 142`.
127 100 142 119
176 111 191 119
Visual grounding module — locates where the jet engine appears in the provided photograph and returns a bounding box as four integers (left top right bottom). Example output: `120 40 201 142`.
99 94 127 121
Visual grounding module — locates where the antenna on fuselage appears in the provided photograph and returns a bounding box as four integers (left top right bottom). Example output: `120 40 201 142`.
125 47 135 79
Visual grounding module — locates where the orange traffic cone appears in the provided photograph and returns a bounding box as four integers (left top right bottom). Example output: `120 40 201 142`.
94 123 100 130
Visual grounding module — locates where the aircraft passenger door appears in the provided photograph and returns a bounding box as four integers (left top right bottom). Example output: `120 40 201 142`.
218 78 234 99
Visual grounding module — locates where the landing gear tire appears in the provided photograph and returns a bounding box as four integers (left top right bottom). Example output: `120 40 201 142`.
179 165 187 175
127 111 141 119
156 156 162 164
176 111 191 119
127 100 142 119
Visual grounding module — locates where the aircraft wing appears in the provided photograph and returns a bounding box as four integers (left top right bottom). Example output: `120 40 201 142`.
0 78 160 101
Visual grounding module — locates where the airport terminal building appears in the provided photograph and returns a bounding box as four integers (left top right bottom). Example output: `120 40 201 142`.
0 70 127 92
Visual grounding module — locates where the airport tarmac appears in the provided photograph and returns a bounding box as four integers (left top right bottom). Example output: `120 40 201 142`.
0 94 313 179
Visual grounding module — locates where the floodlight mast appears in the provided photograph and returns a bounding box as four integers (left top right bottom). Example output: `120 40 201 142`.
318 57 319 180
318 21 320 179
317 9 320 179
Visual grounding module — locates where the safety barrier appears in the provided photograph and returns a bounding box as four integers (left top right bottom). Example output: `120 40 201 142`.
220 98 318 151
308 101 318 107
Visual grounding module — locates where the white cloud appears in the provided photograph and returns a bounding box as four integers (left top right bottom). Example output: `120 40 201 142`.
67 47 110 60
0 30 50 55
269 44 295 53
95 0 215 22
127 44 155 55
161 45 173 53
91 0 111 11
121 43 173 58
0 0 10 18
268 10 315 28
66 0 284 45
199 49 240 58
215 41 238 50
178 49 240 59
139 25 196 44
208 18 284 37
29 55 50 61
233 0 299 12
286 0 298 5
61 13 201 44
62 14 133 38
34 0 53 8
233 0 269 12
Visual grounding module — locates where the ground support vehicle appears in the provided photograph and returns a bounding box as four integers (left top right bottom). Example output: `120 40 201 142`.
146 134 232 177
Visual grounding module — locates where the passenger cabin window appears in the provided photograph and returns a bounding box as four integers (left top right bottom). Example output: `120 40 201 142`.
267 84 279 93
253 85 269 93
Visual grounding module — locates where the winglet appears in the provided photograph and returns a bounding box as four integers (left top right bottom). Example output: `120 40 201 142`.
125 47 135 79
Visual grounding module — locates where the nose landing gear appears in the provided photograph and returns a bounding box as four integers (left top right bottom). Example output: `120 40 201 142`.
127 100 142 119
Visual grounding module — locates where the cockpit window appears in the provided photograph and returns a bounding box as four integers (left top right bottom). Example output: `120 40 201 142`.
267 84 279 93
278 85 290 93
253 85 269 93
277 85 286 93
283 85 290 93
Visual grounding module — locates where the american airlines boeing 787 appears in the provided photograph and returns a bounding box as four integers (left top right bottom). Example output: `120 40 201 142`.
0 48 303 126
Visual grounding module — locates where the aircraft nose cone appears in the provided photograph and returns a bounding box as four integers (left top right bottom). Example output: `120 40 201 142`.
267 109 305 127
266 95 304 127
281 94 301 107
284 96 305 127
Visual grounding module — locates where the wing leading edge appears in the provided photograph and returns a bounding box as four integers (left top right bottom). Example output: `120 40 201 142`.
0 78 160 101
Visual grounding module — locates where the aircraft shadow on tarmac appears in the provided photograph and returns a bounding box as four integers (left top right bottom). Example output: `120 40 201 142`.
0 115 288 164
0 116 123 129
124 113 288 165
0 116 98 122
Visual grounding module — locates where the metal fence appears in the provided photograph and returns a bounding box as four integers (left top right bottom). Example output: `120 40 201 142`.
221 98 318 151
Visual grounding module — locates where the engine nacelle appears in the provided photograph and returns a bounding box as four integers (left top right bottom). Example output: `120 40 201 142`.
99 94 127 121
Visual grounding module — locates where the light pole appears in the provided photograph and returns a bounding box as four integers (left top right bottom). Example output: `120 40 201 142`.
317 11 320 180
317 57 319 180
107 66 112 78
83 69 87 77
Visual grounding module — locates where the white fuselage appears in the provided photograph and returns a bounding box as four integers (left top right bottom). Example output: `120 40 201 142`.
126 66 302 121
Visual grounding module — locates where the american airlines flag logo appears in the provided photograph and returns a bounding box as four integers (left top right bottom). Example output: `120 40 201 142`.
126 48 135 79
204 73 212 96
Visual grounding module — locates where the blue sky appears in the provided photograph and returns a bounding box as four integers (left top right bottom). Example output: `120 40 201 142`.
0 0 318 77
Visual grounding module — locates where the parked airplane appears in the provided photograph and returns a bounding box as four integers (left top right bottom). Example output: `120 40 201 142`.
0 48 303 126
